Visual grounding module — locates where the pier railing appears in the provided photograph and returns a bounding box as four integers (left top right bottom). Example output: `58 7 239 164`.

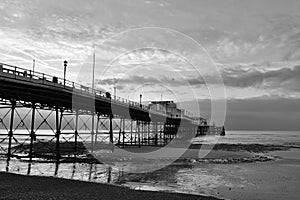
0 63 149 109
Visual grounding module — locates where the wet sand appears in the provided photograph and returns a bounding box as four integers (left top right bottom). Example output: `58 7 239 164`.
0 172 220 200
214 150 300 200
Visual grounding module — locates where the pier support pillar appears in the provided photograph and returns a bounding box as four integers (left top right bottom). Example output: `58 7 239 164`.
55 107 61 161
154 122 158 146
7 100 16 160
95 114 100 144
130 119 133 145
148 122 150 145
118 118 122 145
91 113 95 153
122 118 125 147
137 121 141 147
74 110 79 153
109 114 114 148
29 103 36 160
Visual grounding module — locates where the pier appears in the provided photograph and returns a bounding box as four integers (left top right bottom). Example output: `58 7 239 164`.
0 63 221 160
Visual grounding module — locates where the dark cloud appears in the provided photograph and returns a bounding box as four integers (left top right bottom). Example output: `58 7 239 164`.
181 96 300 130
97 75 192 88
97 75 159 86
222 65 300 89
182 65 300 92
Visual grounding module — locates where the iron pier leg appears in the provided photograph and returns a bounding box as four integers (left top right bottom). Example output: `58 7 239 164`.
55 108 61 161
134 121 137 145
137 121 141 147
141 122 144 145
29 103 36 160
88 163 93 180
163 125 166 145
154 122 158 146
27 162 32 175
95 114 100 144
130 119 133 145
107 166 112 183
109 114 113 145
148 122 150 145
7 100 16 160
118 118 122 145
91 113 95 153
54 160 59 176
159 123 163 146
74 111 79 153
122 118 125 147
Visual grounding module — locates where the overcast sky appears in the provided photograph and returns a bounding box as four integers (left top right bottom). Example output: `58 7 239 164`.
0 0 299 130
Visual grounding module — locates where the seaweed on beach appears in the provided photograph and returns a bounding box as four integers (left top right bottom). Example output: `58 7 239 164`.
10 141 105 163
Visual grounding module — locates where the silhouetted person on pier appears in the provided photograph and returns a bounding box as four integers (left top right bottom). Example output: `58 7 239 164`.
105 92 111 99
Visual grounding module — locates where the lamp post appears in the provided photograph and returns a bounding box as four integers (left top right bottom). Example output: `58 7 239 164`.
114 86 116 99
63 60 68 86
32 59 35 76
140 94 142 108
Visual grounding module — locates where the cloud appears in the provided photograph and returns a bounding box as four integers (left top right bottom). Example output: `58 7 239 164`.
98 75 174 87
180 65 300 93
222 65 300 91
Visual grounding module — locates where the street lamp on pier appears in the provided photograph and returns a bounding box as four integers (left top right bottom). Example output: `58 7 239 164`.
63 60 68 86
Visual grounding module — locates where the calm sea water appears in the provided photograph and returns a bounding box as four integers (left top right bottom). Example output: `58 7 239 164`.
192 130 300 147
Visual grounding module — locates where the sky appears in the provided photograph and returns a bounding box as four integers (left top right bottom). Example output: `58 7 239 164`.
0 0 300 130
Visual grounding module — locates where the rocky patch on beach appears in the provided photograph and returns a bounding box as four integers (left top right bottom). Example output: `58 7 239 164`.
190 143 293 152
179 154 275 164
10 141 288 164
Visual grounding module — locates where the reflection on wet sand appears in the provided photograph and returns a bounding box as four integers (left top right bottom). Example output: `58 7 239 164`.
1 156 228 196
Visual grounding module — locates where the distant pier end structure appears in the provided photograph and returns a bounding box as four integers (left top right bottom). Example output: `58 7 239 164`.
0 63 224 160
148 101 216 136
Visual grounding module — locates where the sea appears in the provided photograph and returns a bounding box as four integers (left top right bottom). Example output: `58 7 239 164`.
192 130 300 146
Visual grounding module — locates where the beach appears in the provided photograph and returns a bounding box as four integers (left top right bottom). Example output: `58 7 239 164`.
0 172 219 200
